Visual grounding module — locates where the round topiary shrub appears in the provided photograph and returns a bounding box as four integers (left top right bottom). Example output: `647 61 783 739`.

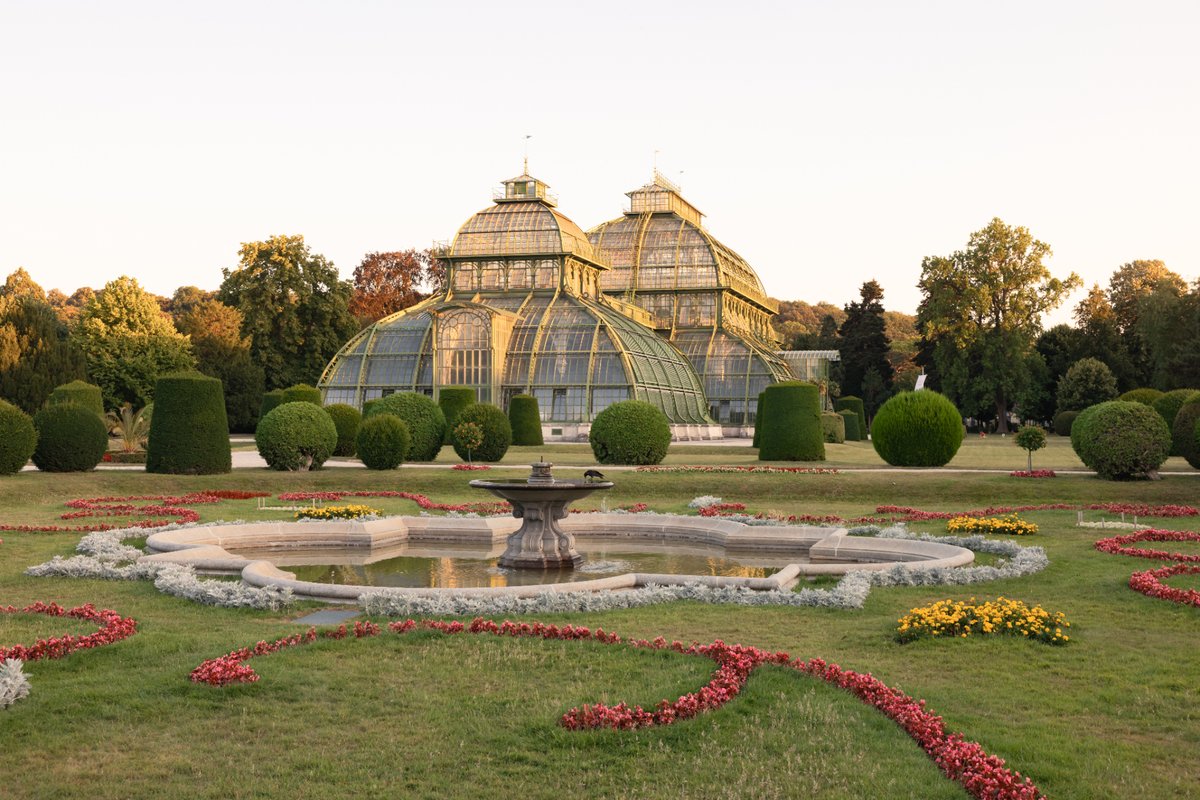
324 403 362 457
835 396 867 440
1056 358 1119 414
1119 388 1164 407
508 394 544 446
48 380 104 417
1153 389 1200 455
1172 398 1200 469
820 411 845 444
752 390 768 448
362 398 380 417
437 388 476 444
356 414 411 470
1071 400 1171 480
364 393 446 461
838 408 861 441
589 400 671 465
1052 410 1080 436
255 402 338 471
0 400 37 475
870 390 964 467
260 389 285 420
31 404 108 472
282 384 322 405
451 403 512 462
145 372 231 475
758 382 825 462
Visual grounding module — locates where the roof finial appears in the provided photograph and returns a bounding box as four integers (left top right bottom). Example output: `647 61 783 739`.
523 134 532 175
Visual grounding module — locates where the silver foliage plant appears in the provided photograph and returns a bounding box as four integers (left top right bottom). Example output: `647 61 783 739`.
25 524 294 611
687 495 723 509
0 659 31 710
361 524 1049 617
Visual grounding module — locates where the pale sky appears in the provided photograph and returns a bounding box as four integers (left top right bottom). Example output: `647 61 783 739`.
2 1 1198 327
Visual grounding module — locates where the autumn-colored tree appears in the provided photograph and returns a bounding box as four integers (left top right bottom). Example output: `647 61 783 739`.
166 286 216 322
350 250 442 322
177 299 264 432
47 286 95 324
0 268 47 307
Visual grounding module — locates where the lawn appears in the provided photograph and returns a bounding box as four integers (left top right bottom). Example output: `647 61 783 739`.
2 463 1200 799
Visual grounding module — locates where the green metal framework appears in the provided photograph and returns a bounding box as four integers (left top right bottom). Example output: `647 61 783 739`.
588 173 792 425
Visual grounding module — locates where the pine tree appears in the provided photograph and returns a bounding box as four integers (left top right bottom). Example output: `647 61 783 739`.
838 281 894 398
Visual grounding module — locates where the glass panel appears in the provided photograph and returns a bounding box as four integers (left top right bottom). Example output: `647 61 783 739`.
437 308 491 388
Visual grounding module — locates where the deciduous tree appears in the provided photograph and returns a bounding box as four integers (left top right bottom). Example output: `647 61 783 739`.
349 250 441 322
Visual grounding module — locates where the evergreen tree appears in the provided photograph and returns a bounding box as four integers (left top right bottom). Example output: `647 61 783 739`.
0 297 88 413
838 280 893 398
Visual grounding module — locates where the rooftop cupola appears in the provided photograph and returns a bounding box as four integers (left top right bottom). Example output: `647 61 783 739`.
495 164 558 206
627 170 703 226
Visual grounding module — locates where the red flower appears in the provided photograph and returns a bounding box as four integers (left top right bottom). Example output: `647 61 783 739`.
0 602 138 661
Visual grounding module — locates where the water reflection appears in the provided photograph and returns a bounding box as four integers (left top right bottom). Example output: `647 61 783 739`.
230 536 804 589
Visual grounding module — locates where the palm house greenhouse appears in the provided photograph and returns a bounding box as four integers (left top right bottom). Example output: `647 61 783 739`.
318 170 833 439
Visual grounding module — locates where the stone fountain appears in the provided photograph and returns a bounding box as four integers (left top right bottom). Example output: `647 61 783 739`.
470 461 613 569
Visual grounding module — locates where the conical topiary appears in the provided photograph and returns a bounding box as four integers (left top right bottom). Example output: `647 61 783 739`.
146 372 231 474
508 394 543 446
758 382 824 461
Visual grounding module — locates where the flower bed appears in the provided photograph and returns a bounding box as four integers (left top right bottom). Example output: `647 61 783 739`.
296 504 381 521
947 515 1038 536
0 491 270 533
0 602 138 661
897 597 1069 644
1128 564 1200 607
451 464 491 471
101 451 148 464
191 617 1044 799
1009 470 1055 478
1094 529 1200 562
636 465 839 474
278 490 509 516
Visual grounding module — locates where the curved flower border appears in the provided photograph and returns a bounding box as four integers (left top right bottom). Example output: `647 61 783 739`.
191 617 1044 800
1094 529 1200 563
1128 564 1200 607
0 491 269 533
0 602 138 661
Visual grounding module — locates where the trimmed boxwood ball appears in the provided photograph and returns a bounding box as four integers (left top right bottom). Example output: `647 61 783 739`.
324 403 362 457
1052 410 1080 436
758 382 825 462
1071 400 1171 480
0 400 37 475
835 396 867 440
820 411 845 443
49 380 104 417
32 403 108 472
437 387 476 444
146 372 231 475
255 401 338 471
356 414 411 470
589 400 671 465
871 390 963 467
282 383 322 405
260 389 285 420
364 392 446 462
508 394 544 446
752 390 768 448
1119 388 1164 407
1153 389 1200 455
1172 398 1200 469
452 403 512 462
838 408 861 441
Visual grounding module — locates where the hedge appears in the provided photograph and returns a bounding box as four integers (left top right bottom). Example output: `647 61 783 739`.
1071 400 1171 480
758 382 825 462
1172 398 1200 469
145 372 231 475
1052 410 1080 436
0 400 37 475
282 384 322 406
1118 388 1164 407
48 380 104 417
356 415 411 470
364 392 446 461
752 390 767 448
589 401 671 465
255 402 338 471
1153 389 1200 455
835 396 867 440
451 403 512 463
32 404 108 472
437 388 476 444
260 389 286 420
508 394 544 446
839 408 861 442
820 411 846 444
870 390 963 467
325 403 362 457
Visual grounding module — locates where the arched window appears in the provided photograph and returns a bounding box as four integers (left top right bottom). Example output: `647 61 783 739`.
437 308 491 401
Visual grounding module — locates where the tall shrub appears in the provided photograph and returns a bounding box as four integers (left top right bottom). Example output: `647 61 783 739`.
508 394 544 446
1056 358 1118 414
835 396 867 440
356 415 410 470
1153 389 1200 455
1118 388 1164 407
838 409 861 441
1052 410 1080 437
48 380 104 417
364 392 446 462
752 390 768 448
282 383 322 405
324 403 362 457
1172 397 1200 469
146 373 231 474
1071 400 1170 480
451 404 512 463
820 411 846 444
260 389 285 420
0 400 36 475
758 382 824 462
255 402 337 471
589 401 671 465
32 404 108 472
438 387 476 443
870 390 964 467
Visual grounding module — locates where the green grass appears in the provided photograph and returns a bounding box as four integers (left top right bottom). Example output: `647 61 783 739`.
2 468 1200 798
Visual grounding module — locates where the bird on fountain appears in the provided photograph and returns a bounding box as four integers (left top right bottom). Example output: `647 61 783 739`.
583 469 606 483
